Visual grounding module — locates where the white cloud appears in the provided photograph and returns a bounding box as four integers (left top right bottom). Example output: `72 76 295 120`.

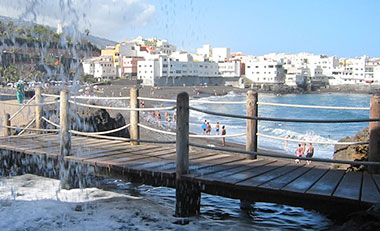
0 0 155 40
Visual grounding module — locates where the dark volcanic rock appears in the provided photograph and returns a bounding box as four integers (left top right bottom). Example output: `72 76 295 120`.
332 204 380 231
333 127 369 172
43 107 129 138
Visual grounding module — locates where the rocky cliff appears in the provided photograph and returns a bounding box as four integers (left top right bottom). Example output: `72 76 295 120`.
333 127 369 172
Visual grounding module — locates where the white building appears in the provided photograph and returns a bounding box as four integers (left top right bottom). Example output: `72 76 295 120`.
156 40 176 55
93 55 118 81
82 57 100 76
329 56 368 85
137 52 221 86
244 57 285 84
285 67 309 87
217 61 241 77
196 44 231 62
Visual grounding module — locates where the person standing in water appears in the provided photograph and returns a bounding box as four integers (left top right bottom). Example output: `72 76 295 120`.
221 125 226 146
16 80 25 104
306 143 314 165
215 122 220 135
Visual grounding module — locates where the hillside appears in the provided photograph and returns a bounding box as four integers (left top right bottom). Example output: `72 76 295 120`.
0 15 116 50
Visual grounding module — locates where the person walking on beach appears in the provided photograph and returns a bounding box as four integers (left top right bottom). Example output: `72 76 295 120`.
306 143 314 165
221 125 226 146
295 144 303 164
16 80 25 104
215 122 220 135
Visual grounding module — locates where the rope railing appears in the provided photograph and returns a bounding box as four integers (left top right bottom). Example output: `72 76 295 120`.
1 101 58 107
189 143 380 166
257 102 370 110
190 100 246 105
41 117 60 128
138 96 176 103
138 123 176 136
17 118 36 136
41 93 60 98
0 124 59 132
70 131 176 144
71 95 130 100
68 100 176 112
69 124 130 135
9 95 36 121
189 106 379 123
257 133 369 145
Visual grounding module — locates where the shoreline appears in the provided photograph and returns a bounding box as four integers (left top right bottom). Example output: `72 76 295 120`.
91 82 333 167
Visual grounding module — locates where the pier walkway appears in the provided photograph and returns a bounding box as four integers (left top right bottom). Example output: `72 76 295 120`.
1 133 379 217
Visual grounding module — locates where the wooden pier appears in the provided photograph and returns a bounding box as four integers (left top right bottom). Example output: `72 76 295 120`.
1 133 379 218
1 88 380 218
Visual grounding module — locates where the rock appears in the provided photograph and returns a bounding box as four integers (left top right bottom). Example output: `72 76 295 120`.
74 204 83 212
42 107 130 138
332 204 380 231
333 127 369 172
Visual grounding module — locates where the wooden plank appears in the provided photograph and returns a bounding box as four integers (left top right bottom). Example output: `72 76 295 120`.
237 164 301 187
282 167 329 193
150 154 246 175
306 169 345 196
91 148 177 167
154 153 239 174
373 174 380 190
333 171 362 201
361 173 380 204
76 146 170 164
68 145 165 161
260 165 313 190
186 159 275 183
70 140 130 155
114 148 177 164
184 159 259 178
209 161 286 186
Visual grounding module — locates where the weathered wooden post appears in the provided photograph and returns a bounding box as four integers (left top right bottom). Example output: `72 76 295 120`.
35 87 42 134
59 89 71 156
130 87 140 145
369 94 380 174
175 92 200 217
246 90 258 159
3 113 10 136
241 90 258 210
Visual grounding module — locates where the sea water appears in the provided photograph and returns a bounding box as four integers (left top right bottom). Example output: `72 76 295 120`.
188 92 370 159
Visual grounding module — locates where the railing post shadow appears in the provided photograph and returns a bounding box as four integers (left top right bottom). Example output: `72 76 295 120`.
175 92 200 217
369 94 380 174
246 90 258 159
130 87 140 145
3 113 10 136
35 87 42 134
59 88 72 189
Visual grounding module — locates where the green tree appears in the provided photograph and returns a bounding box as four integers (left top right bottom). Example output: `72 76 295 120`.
79 74 96 84
84 28 90 36
4 65 18 83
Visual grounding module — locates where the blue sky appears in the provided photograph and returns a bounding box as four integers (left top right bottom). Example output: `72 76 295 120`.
1 0 379 58
123 0 380 58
